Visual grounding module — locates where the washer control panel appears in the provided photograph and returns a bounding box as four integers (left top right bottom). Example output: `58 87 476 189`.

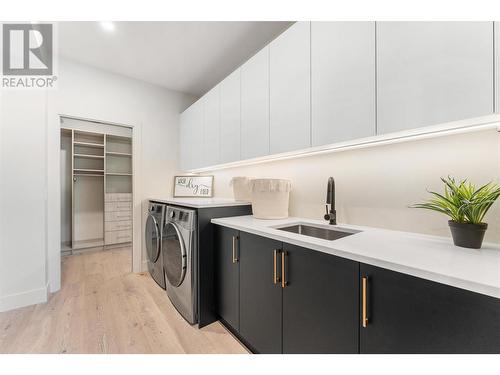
166 206 196 230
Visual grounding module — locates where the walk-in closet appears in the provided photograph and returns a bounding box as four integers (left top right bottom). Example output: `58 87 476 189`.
60 117 133 255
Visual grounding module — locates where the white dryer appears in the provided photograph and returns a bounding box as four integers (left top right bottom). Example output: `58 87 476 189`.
163 206 198 324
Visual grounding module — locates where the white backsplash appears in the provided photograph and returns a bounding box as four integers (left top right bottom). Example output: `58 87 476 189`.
208 129 500 244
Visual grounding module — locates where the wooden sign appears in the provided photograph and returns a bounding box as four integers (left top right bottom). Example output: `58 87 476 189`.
173 175 214 197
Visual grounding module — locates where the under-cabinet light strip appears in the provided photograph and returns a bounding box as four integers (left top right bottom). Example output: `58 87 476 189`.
187 114 500 174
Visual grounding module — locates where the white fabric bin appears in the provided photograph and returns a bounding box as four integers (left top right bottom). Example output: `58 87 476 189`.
229 176 252 201
250 179 292 219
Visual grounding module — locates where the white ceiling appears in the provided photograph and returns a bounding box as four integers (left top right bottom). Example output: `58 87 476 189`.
58 21 293 97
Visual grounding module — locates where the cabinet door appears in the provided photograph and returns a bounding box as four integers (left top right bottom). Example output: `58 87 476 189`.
270 21 311 153
179 107 193 170
282 244 359 353
311 22 376 146
179 100 203 170
220 69 241 163
191 101 205 169
239 232 282 353
377 22 494 134
360 264 500 353
214 226 240 331
495 21 500 113
203 86 221 167
241 46 270 159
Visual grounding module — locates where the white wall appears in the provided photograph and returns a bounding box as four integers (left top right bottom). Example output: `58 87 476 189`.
0 90 49 311
209 129 500 244
0 58 196 312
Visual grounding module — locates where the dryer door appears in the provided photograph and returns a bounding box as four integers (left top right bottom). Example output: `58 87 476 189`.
145 213 160 263
163 222 187 287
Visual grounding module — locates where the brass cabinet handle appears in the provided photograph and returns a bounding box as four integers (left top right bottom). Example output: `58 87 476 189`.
273 249 281 284
281 251 287 288
232 235 238 263
362 276 368 328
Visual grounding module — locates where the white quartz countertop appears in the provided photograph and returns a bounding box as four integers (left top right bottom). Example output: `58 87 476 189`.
149 197 251 208
211 215 500 299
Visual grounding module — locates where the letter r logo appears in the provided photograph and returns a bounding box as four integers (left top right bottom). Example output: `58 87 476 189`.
2 24 53 75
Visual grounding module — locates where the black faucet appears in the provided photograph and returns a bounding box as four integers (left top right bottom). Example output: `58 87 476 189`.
324 177 337 225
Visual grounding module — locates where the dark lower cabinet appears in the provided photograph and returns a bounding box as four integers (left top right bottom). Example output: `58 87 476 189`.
214 226 240 331
239 232 283 353
360 263 500 353
215 227 500 354
282 244 359 353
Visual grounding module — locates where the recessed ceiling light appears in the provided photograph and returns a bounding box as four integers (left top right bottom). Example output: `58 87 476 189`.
100 21 115 32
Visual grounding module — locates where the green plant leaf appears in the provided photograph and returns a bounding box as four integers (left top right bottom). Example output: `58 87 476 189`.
411 177 500 224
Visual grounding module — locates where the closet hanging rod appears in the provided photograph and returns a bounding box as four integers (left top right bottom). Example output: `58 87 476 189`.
74 168 104 172
73 174 104 177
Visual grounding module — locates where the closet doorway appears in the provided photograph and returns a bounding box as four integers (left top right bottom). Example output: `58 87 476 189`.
60 116 133 269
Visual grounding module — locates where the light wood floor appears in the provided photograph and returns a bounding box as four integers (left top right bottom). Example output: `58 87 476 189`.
0 247 248 354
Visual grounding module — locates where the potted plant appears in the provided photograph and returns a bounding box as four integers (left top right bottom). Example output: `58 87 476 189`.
411 177 500 249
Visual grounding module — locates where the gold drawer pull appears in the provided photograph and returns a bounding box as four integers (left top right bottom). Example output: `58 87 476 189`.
362 276 368 328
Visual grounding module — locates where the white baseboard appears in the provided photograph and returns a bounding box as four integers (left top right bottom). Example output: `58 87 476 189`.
0 284 49 312
49 279 61 294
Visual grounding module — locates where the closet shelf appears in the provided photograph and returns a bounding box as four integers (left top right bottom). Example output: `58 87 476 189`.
106 172 132 176
74 141 104 148
74 154 105 159
74 173 104 177
106 151 132 157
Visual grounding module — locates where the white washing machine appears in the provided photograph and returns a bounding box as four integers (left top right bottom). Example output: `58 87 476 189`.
163 206 198 324
145 202 166 289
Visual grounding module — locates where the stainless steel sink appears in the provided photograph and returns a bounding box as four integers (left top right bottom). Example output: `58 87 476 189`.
275 223 360 241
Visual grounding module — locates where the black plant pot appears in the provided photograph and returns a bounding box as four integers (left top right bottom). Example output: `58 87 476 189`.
448 221 488 249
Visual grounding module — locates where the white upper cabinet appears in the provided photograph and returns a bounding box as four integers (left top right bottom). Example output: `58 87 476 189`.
179 108 191 170
269 22 311 154
192 101 205 169
179 99 203 171
311 22 376 146
203 86 221 167
377 22 494 134
220 70 241 163
180 21 496 171
241 46 270 159
495 21 500 113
